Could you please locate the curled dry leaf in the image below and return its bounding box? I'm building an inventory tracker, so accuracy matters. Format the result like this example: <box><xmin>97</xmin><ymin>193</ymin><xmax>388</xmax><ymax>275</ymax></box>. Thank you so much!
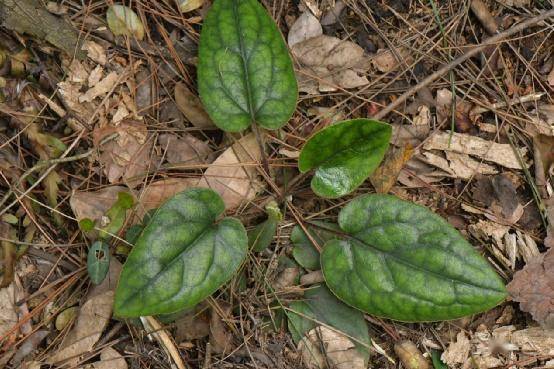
<box><xmin>394</xmin><ymin>340</ymin><xmax>430</xmax><ymax>369</ymax></box>
<box><xmin>507</xmin><ymin>247</ymin><xmax>554</xmax><ymax>328</ymax></box>
<box><xmin>287</xmin><ymin>11</ymin><xmax>322</xmax><ymax>47</ymax></box>
<box><xmin>70</xmin><ymin>186</ymin><xmax>131</xmax><ymax>223</ymax></box>
<box><xmin>423</xmin><ymin>131</ymin><xmax>527</xmax><ymax>169</ymax></box>
<box><xmin>174</xmin><ymin>82</ymin><xmax>215</xmax><ymax>129</ymax></box>
<box><xmin>291</xmin><ymin>35</ymin><xmax>370</xmax><ymax>93</ymax></box>
<box><xmin>93</xmin><ymin>121</ymin><xmax>160</xmax><ymax>187</ymax></box>
<box><xmin>158</xmin><ymin>133</ymin><xmax>213</xmax><ymax>165</ymax></box>
<box><xmin>370</xmin><ymin>145</ymin><xmax>414</xmax><ymax>193</ymax></box>
<box><xmin>298</xmin><ymin>326</ymin><xmax>366</xmax><ymax>369</ymax></box>
<box><xmin>197</xmin><ymin>134</ymin><xmax>263</xmax><ymax>210</ymax></box>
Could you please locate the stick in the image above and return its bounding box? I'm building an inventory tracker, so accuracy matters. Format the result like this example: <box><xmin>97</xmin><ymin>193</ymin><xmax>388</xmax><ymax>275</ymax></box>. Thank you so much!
<box><xmin>373</xmin><ymin>8</ymin><xmax>554</xmax><ymax>120</ymax></box>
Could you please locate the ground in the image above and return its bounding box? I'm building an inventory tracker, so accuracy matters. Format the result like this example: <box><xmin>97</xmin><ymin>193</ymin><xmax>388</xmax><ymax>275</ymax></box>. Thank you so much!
<box><xmin>0</xmin><ymin>0</ymin><xmax>553</xmax><ymax>368</ymax></box>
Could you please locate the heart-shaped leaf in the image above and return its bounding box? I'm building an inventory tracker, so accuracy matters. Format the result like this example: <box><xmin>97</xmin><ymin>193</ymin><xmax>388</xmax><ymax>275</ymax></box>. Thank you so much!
<box><xmin>87</xmin><ymin>241</ymin><xmax>110</xmax><ymax>285</ymax></box>
<box><xmin>114</xmin><ymin>188</ymin><xmax>247</xmax><ymax>317</ymax></box>
<box><xmin>291</xmin><ymin>221</ymin><xmax>341</xmax><ymax>270</ymax></box>
<box><xmin>299</xmin><ymin>119</ymin><xmax>392</xmax><ymax>198</ymax></box>
<box><xmin>322</xmin><ymin>194</ymin><xmax>507</xmax><ymax>322</ymax></box>
<box><xmin>288</xmin><ymin>285</ymin><xmax>370</xmax><ymax>364</ymax></box>
<box><xmin>197</xmin><ymin>0</ymin><xmax>297</xmax><ymax>132</ymax></box>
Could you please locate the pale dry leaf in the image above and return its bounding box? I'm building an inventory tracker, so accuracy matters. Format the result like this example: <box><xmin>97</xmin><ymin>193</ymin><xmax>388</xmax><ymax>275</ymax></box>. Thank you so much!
<box><xmin>92</xmin><ymin>347</ymin><xmax>128</xmax><ymax>369</ymax></box>
<box><xmin>210</xmin><ymin>302</ymin><xmax>234</xmax><ymax>354</ymax></box>
<box><xmin>288</xmin><ymin>11</ymin><xmax>322</xmax><ymax>47</ymax></box>
<box><xmin>88</xmin><ymin>65</ymin><xmax>104</xmax><ymax>87</ymax></box>
<box><xmin>112</xmin><ymin>103</ymin><xmax>130</xmax><ymax>124</ymax></box>
<box><xmin>82</xmin><ymin>41</ymin><xmax>107</xmax><ymax>66</ymax></box>
<box><xmin>321</xmin><ymin>0</ymin><xmax>346</xmax><ymax>26</ymax></box>
<box><xmin>546</xmin><ymin>197</ymin><xmax>554</xmax><ymax>249</ymax></box>
<box><xmin>507</xmin><ymin>247</ymin><xmax>554</xmax><ymax>328</ymax></box>
<box><xmin>548</xmin><ymin>66</ymin><xmax>554</xmax><ymax>87</ymax></box>
<box><xmin>179</xmin><ymin>0</ymin><xmax>204</xmax><ymax>12</ymax></box>
<box><xmin>67</xmin><ymin>59</ymin><xmax>89</xmax><ymax>84</ymax></box>
<box><xmin>444</xmin><ymin>151</ymin><xmax>498</xmax><ymax>179</ymax></box>
<box><xmin>291</xmin><ymin>35</ymin><xmax>370</xmax><ymax>92</ymax></box>
<box><xmin>80</xmin><ymin>72</ymin><xmax>120</xmax><ymax>103</ymax></box>
<box><xmin>498</xmin><ymin>0</ymin><xmax>530</xmax><ymax>6</ymax></box>
<box><xmin>70</xmin><ymin>186</ymin><xmax>130</xmax><ymax>222</ymax></box>
<box><xmin>412</xmin><ymin>105</ymin><xmax>431</xmax><ymax>126</ymax></box>
<box><xmin>197</xmin><ymin>134</ymin><xmax>263</xmax><ymax>210</ymax></box>
<box><xmin>107</xmin><ymin>5</ymin><xmax>145</xmax><ymax>40</ymax></box>
<box><xmin>134</xmin><ymin>178</ymin><xmax>198</xmax><ymax>219</ymax></box>
<box><xmin>298</xmin><ymin>326</ymin><xmax>365</xmax><ymax>369</ymax></box>
<box><xmin>394</xmin><ymin>340</ymin><xmax>430</xmax><ymax>369</ymax></box>
<box><xmin>47</xmin><ymin>291</ymin><xmax>114</xmax><ymax>365</ymax></box>
<box><xmin>423</xmin><ymin>131</ymin><xmax>527</xmax><ymax>169</ymax></box>
<box><xmin>0</xmin><ymin>283</ymin><xmax>17</xmax><ymax>338</ymax></box>
<box><xmin>441</xmin><ymin>331</ymin><xmax>471</xmax><ymax>366</ymax></box>
<box><xmin>57</xmin><ymin>81</ymin><xmax>95</xmax><ymax>120</ymax></box>
<box><xmin>174</xmin><ymin>82</ymin><xmax>215</xmax><ymax>129</ymax></box>
<box><xmin>372</xmin><ymin>48</ymin><xmax>412</xmax><ymax>73</ymax></box>
<box><xmin>158</xmin><ymin>133</ymin><xmax>213</xmax><ymax>165</ymax></box>
<box><xmin>511</xmin><ymin>327</ymin><xmax>554</xmax><ymax>356</ymax></box>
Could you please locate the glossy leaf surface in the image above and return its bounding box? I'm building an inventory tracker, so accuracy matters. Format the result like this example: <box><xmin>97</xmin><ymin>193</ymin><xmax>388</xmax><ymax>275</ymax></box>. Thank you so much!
<box><xmin>322</xmin><ymin>194</ymin><xmax>507</xmax><ymax>322</ymax></box>
<box><xmin>299</xmin><ymin>119</ymin><xmax>392</xmax><ymax>198</ymax></box>
<box><xmin>288</xmin><ymin>285</ymin><xmax>370</xmax><ymax>363</ymax></box>
<box><xmin>197</xmin><ymin>0</ymin><xmax>297</xmax><ymax>132</ymax></box>
<box><xmin>87</xmin><ymin>241</ymin><xmax>110</xmax><ymax>285</ymax></box>
<box><xmin>114</xmin><ymin>188</ymin><xmax>247</xmax><ymax>317</ymax></box>
<box><xmin>291</xmin><ymin>221</ymin><xmax>341</xmax><ymax>270</ymax></box>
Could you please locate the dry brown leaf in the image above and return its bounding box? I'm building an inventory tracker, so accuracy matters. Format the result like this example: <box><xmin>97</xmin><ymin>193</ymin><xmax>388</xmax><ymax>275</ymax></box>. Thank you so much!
<box><xmin>533</xmin><ymin>134</ymin><xmax>554</xmax><ymax>198</ymax></box>
<box><xmin>288</xmin><ymin>11</ymin><xmax>322</xmax><ymax>47</ymax></box>
<box><xmin>158</xmin><ymin>133</ymin><xmax>213</xmax><ymax>165</ymax></box>
<box><xmin>546</xmin><ymin>197</ymin><xmax>554</xmax><ymax>249</ymax></box>
<box><xmin>423</xmin><ymin>131</ymin><xmax>527</xmax><ymax>169</ymax></box>
<box><xmin>174</xmin><ymin>304</ymin><xmax>210</xmax><ymax>343</ymax></box>
<box><xmin>70</xmin><ymin>186</ymin><xmax>131</xmax><ymax>222</ymax></box>
<box><xmin>498</xmin><ymin>0</ymin><xmax>530</xmax><ymax>6</ymax></box>
<box><xmin>511</xmin><ymin>327</ymin><xmax>554</xmax><ymax>356</ymax></box>
<box><xmin>370</xmin><ymin>145</ymin><xmax>414</xmax><ymax>193</ymax></box>
<box><xmin>93</xmin><ymin>121</ymin><xmax>160</xmax><ymax>187</ymax></box>
<box><xmin>210</xmin><ymin>302</ymin><xmax>235</xmax><ymax>354</ymax></box>
<box><xmin>135</xmin><ymin>178</ymin><xmax>198</xmax><ymax>219</ymax></box>
<box><xmin>507</xmin><ymin>247</ymin><xmax>554</xmax><ymax>328</ymax></box>
<box><xmin>372</xmin><ymin>48</ymin><xmax>412</xmax><ymax>73</ymax></box>
<box><xmin>197</xmin><ymin>134</ymin><xmax>263</xmax><ymax>209</ymax></box>
<box><xmin>57</xmin><ymin>81</ymin><xmax>95</xmax><ymax>121</ymax></box>
<box><xmin>88</xmin><ymin>65</ymin><xmax>104</xmax><ymax>87</ymax></box>
<box><xmin>298</xmin><ymin>326</ymin><xmax>365</xmax><ymax>369</ymax></box>
<box><xmin>174</xmin><ymin>82</ymin><xmax>215</xmax><ymax>129</ymax></box>
<box><xmin>82</xmin><ymin>41</ymin><xmax>107</xmax><ymax>66</ymax></box>
<box><xmin>47</xmin><ymin>291</ymin><xmax>114</xmax><ymax>365</ymax></box>
<box><xmin>91</xmin><ymin>347</ymin><xmax>128</xmax><ymax>369</ymax></box>
<box><xmin>548</xmin><ymin>66</ymin><xmax>554</xmax><ymax>87</ymax></box>
<box><xmin>435</xmin><ymin>89</ymin><xmax>473</xmax><ymax>132</ymax></box>
<box><xmin>394</xmin><ymin>340</ymin><xmax>430</xmax><ymax>369</ymax></box>
<box><xmin>291</xmin><ymin>35</ymin><xmax>370</xmax><ymax>92</ymax></box>
<box><xmin>441</xmin><ymin>331</ymin><xmax>471</xmax><ymax>367</ymax></box>
<box><xmin>321</xmin><ymin>0</ymin><xmax>346</xmax><ymax>26</ymax></box>
<box><xmin>0</xmin><ymin>283</ymin><xmax>18</xmax><ymax>338</ymax></box>
<box><xmin>273</xmin><ymin>267</ymin><xmax>300</xmax><ymax>290</ymax></box>
<box><xmin>79</xmin><ymin>71</ymin><xmax>120</xmax><ymax>103</ymax></box>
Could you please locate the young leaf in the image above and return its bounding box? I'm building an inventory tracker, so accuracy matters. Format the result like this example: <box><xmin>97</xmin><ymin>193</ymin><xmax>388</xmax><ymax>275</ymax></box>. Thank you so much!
<box><xmin>106</xmin><ymin>5</ymin><xmax>145</xmax><ymax>40</ymax></box>
<box><xmin>79</xmin><ymin>218</ymin><xmax>95</xmax><ymax>232</ymax></box>
<box><xmin>291</xmin><ymin>221</ymin><xmax>341</xmax><ymax>270</ymax></box>
<box><xmin>98</xmin><ymin>191</ymin><xmax>134</xmax><ymax>240</ymax></box>
<box><xmin>197</xmin><ymin>0</ymin><xmax>297</xmax><ymax>132</ymax></box>
<box><xmin>114</xmin><ymin>188</ymin><xmax>248</xmax><ymax>317</ymax></box>
<box><xmin>321</xmin><ymin>194</ymin><xmax>507</xmax><ymax>322</ymax></box>
<box><xmin>87</xmin><ymin>241</ymin><xmax>110</xmax><ymax>285</ymax></box>
<box><xmin>248</xmin><ymin>201</ymin><xmax>282</xmax><ymax>252</ymax></box>
<box><xmin>288</xmin><ymin>285</ymin><xmax>370</xmax><ymax>363</ymax></box>
<box><xmin>299</xmin><ymin>119</ymin><xmax>392</xmax><ymax>198</ymax></box>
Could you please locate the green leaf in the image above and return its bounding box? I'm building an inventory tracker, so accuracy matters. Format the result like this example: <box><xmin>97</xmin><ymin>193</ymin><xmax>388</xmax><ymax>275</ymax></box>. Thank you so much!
<box><xmin>87</xmin><ymin>241</ymin><xmax>110</xmax><ymax>285</ymax></box>
<box><xmin>98</xmin><ymin>191</ymin><xmax>134</xmax><ymax>240</ymax></box>
<box><xmin>299</xmin><ymin>119</ymin><xmax>392</xmax><ymax>198</ymax></box>
<box><xmin>197</xmin><ymin>0</ymin><xmax>297</xmax><ymax>132</ymax></box>
<box><xmin>291</xmin><ymin>221</ymin><xmax>341</xmax><ymax>270</ymax></box>
<box><xmin>106</xmin><ymin>5</ymin><xmax>145</xmax><ymax>40</ymax></box>
<box><xmin>114</xmin><ymin>188</ymin><xmax>248</xmax><ymax>317</ymax></box>
<box><xmin>431</xmin><ymin>350</ymin><xmax>448</xmax><ymax>369</ymax></box>
<box><xmin>288</xmin><ymin>285</ymin><xmax>370</xmax><ymax>363</ymax></box>
<box><xmin>79</xmin><ymin>218</ymin><xmax>95</xmax><ymax>232</ymax></box>
<box><xmin>248</xmin><ymin>201</ymin><xmax>282</xmax><ymax>252</ymax></box>
<box><xmin>321</xmin><ymin>194</ymin><xmax>507</xmax><ymax>322</ymax></box>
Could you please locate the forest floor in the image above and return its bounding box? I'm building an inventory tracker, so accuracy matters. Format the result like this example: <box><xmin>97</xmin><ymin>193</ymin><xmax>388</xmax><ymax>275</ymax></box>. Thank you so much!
<box><xmin>1</xmin><ymin>0</ymin><xmax>554</xmax><ymax>368</ymax></box>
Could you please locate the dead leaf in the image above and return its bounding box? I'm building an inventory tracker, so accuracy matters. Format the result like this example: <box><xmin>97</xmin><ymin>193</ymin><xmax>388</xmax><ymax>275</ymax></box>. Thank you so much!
<box><xmin>88</xmin><ymin>65</ymin><xmax>104</xmax><ymax>87</ymax></box>
<box><xmin>370</xmin><ymin>145</ymin><xmax>414</xmax><ymax>193</ymax></box>
<box><xmin>82</xmin><ymin>41</ymin><xmax>107</xmax><ymax>66</ymax></box>
<box><xmin>47</xmin><ymin>291</ymin><xmax>114</xmax><ymax>365</ymax></box>
<box><xmin>11</xmin><ymin>330</ymin><xmax>49</xmax><ymax>366</ymax></box>
<box><xmin>197</xmin><ymin>134</ymin><xmax>263</xmax><ymax>210</ymax></box>
<box><xmin>507</xmin><ymin>247</ymin><xmax>554</xmax><ymax>328</ymax></box>
<box><xmin>533</xmin><ymin>134</ymin><xmax>554</xmax><ymax>198</ymax></box>
<box><xmin>135</xmin><ymin>178</ymin><xmax>198</xmax><ymax>219</ymax></box>
<box><xmin>158</xmin><ymin>133</ymin><xmax>213</xmax><ymax>165</ymax></box>
<box><xmin>174</xmin><ymin>304</ymin><xmax>210</xmax><ymax>343</ymax></box>
<box><xmin>210</xmin><ymin>302</ymin><xmax>235</xmax><ymax>354</ymax></box>
<box><xmin>70</xmin><ymin>186</ymin><xmax>131</xmax><ymax>222</ymax></box>
<box><xmin>298</xmin><ymin>326</ymin><xmax>365</xmax><ymax>369</ymax></box>
<box><xmin>0</xmin><ymin>283</ymin><xmax>18</xmax><ymax>338</ymax></box>
<box><xmin>435</xmin><ymin>89</ymin><xmax>473</xmax><ymax>132</ymax></box>
<box><xmin>546</xmin><ymin>197</ymin><xmax>554</xmax><ymax>249</ymax></box>
<box><xmin>372</xmin><ymin>48</ymin><xmax>412</xmax><ymax>73</ymax></box>
<box><xmin>93</xmin><ymin>121</ymin><xmax>160</xmax><ymax>187</ymax></box>
<box><xmin>321</xmin><ymin>0</ymin><xmax>346</xmax><ymax>26</ymax></box>
<box><xmin>57</xmin><ymin>81</ymin><xmax>95</xmax><ymax>121</ymax></box>
<box><xmin>394</xmin><ymin>340</ymin><xmax>430</xmax><ymax>369</ymax></box>
<box><xmin>288</xmin><ymin>11</ymin><xmax>322</xmax><ymax>47</ymax></box>
<box><xmin>548</xmin><ymin>66</ymin><xmax>554</xmax><ymax>87</ymax></box>
<box><xmin>91</xmin><ymin>347</ymin><xmax>128</xmax><ymax>369</ymax></box>
<box><xmin>441</xmin><ymin>331</ymin><xmax>471</xmax><ymax>367</ymax></box>
<box><xmin>498</xmin><ymin>0</ymin><xmax>530</xmax><ymax>6</ymax></box>
<box><xmin>273</xmin><ymin>267</ymin><xmax>300</xmax><ymax>290</ymax></box>
<box><xmin>174</xmin><ymin>82</ymin><xmax>215</xmax><ymax>129</ymax></box>
<box><xmin>423</xmin><ymin>131</ymin><xmax>527</xmax><ymax>169</ymax></box>
<box><xmin>291</xmin><ymin>35</ymin><xmax>370</xmax><ymax>92</ymax></box>
<box><xmin>179</xmin><ymin>0</ymin><xmax>204</xmax><ymax>12</ymax></box>
<box><xmin>79</xmin><ymin>71</ymin><xmax>120</xmax><ymax>103</ymax></box>
<box><xmin>511</xmin><ymin>326</ymin><xmax>554</xmax><ymax>356</ymax></box>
